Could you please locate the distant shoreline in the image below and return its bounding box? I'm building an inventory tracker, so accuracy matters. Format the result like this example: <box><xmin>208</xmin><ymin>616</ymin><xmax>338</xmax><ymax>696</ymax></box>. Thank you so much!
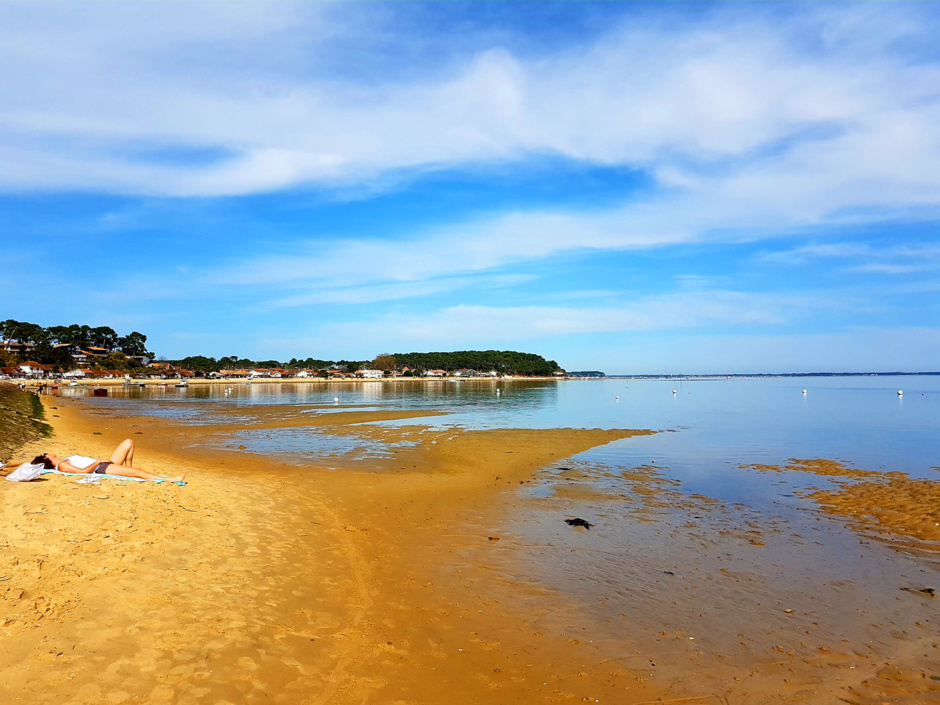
<box><xmin>604</xmin><ymin>371</ymin><xmax>940</xmax><ymax>379</ymax></box>
<box><xmin>17</xmin><ymin>370</ymin><xmax>940</xmax><ymax>388</ymax></box>
<box><xmin>36</xmin><ymin>376</ymin><xmax>561</xmax><ymax>387</ymax></box>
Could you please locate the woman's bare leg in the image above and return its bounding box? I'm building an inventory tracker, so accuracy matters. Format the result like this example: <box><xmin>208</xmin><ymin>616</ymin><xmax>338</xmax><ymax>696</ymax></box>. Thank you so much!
<box><xmin>108</xmin><ymin>439</ymin><xmax>135</xmax><ymax>467</ymax></box>
<box><xmin>104</xmin><ymin>464</ymin><xmax>186</xmax><ymax>483</ymax></box>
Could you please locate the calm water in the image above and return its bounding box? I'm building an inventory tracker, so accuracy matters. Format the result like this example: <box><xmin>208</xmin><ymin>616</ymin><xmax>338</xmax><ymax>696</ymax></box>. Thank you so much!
<box><xmin>70</xmin><ymin>376</ymin><xmax>940</xmax><ymax>675</ymax></box>
<box><xmin>72</xmin><ymin>376</ymin><xmax>939</xmax><ymax>490</ymax></box>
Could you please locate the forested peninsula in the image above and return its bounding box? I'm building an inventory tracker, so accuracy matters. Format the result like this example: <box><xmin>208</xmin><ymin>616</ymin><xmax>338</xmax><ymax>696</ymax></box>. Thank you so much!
<box><xmin>1</xmin><ymin>320</ymin><xmax>563</xmax><ymax>377</ymax></box>
<box><xmin>390</xmin><ymin>350</ymin><xmax>561</xmax><ymax>376</ymax></box>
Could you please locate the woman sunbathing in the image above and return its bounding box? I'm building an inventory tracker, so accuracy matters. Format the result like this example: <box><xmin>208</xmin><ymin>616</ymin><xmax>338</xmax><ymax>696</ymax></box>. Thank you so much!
<box><xmin>34</xmin><ymin>438</ymin><xmax>186</xmax><ymax>483</ymax></box>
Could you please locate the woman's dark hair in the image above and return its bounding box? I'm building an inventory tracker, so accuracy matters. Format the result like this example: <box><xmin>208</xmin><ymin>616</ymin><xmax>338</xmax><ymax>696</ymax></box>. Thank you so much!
<box><xmin>32</xmin><ymin>454</ymin><xmax>55</xmax><ymax>469</ymax></box>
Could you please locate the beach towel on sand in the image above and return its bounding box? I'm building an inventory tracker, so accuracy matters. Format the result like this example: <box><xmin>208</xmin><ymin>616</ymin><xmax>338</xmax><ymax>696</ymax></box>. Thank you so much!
<box><xmin>6</xmin><ymin>462</ymin><xmax>46</xmax><ymax>482</ymax></box>
<box><xmin>39</xmin><ymin>468</ymin><xmax>186</xmax><ymax>486</ymax></box>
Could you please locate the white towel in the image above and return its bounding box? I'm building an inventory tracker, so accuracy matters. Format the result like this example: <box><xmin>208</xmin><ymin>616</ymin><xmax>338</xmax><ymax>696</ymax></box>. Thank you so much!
<box><xmin>6</xmin><ymin>462</ymin><xmax>45</xmax><ymax>482</ymax></box>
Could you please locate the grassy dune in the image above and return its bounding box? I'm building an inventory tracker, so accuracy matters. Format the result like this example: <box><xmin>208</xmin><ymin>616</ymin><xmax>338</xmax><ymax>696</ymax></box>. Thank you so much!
<box><xmin>0</xmin><ymin>384</ymin><xmax>52</xmax><ymax>462</ymax></box>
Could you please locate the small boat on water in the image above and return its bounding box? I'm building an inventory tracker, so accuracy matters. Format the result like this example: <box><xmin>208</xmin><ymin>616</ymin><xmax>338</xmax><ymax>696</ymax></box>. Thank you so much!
<box><xmin>175</xmin><ymin>379</ymin><xmax>189</xmax><ymax>388</ymax></box>
<box><xmin>69</xmin><ymin>381</ymin><xmax>78</xmax><ymax>387</ymax></box>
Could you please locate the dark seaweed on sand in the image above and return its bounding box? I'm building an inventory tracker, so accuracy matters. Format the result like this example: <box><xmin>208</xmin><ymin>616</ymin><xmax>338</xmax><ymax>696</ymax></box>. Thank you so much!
<box><xmin>565</xmin><ymin>517</ymin><xmax>593</xmax><ymax>530</ymax></box>
<box><xmin>0</xmin><ymin>384</ymin><xmax>52</xmax><ymax>461</ymax></box>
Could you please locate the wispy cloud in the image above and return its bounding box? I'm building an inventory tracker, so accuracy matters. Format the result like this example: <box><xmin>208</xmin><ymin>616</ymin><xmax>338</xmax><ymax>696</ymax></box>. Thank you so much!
<box><xmin>3</xmin><ymin>3</ymin><xmax>939</xmax><ymax>369</ymax></box>
<box><xmin>1</xmin><ymin>3</ymin><xmax>938</xmax><ymax>217</ymax></box>
<box><xmin>201</xmin><ymin>208</ymin><xmax>691</xmax><ymax>294</ymax></box>
<box><xmin>304</xmin><ymin>289</ymin><xmax>835</xmax><ymax>348</ymax></box>
<box><xmin>847</xmin><ymin>263</ymin><xmax>938</xmax><ymax>275</ymax></box>
<box><xmin>3</xmin><ymin>3</ymin><xmax>936</xmax><ymax>318</ymax></box>
<box><xmin>760</xmin><ymin>243</ymin><xmax>876</xmax><ymax>264</ymax></box>
<box><xmin>762</xmin><ymin>241</ymin><xmax>940</xmax><ymax>274</ymax></box>
<box><xmin>259</xmin><ymin>273</ymin><xmax>537</xmax><ymax>308</ymax></box>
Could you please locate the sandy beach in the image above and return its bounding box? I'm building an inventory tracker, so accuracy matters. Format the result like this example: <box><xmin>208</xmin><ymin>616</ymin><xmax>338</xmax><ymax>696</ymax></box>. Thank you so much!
<box><xmin>2</xmin><ymin>394</ymin><xmax>938</xmax><ymax>704</ymax></box>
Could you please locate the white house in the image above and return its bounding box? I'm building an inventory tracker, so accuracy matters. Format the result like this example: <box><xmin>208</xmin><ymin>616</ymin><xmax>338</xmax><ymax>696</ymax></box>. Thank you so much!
<box><xmin>19</xmin><ymin>362</ymin><xmax>53</xmax><ymax>378</ymax></box>
<box><xmin>357</xmin><ymin>369</ymin><xmax>384</xmax><ymax>379</ymax></box>
<box><xmin>426</xmin><ymin>369</ymin><xmax>446</xmax><ymax>377</ymax></box>
<box><xmin>2</xmin><ymin>339</ymin><xmax>35</xmax><ymax>355</ymax></box>
<box><xmin>220</xmin><ymin>369</ymin><xmax>250</xmax><ymax>378</ymax></box>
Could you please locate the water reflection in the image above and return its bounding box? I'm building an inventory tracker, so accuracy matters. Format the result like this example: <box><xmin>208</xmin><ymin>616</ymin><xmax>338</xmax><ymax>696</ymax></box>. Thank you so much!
<box><xmin>68</xmin><ymin>376</ymin><xmax>940</xmax><ymax>479</ymax></box>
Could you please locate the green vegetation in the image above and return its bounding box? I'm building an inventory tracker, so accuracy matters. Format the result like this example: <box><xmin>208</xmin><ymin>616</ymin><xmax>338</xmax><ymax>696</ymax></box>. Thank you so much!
<box><xmin>0</xmin><ymin>319</ymin><xmax>153</xmax><ymax>372</ymax></box>
<box><xmin>161</xmin><ymin>350</ymin><xmax>561</xmax><ymax>376</ymax></box>
<box><xmin>0</xmin><ymin>384</ymin><xmax>52</xmax><ymax>461</ymax></box>
<box><xmin>391</xmin><ymin>350</ymin><xmax>562</xmax><ymax>376</ymax></box>
<box><xmin>1</xmin><ymin>320</ymin><xmax>563</xmax><ymax>377</ymax></box>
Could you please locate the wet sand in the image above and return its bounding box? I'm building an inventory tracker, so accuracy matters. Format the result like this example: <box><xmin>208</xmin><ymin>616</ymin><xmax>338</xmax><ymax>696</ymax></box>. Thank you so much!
<box><xmin>502</xmin><ymin>458</ymin><xmax>938</xmax><ymax>704</ymax></box>
<box><xmin>2</xmin><ymin>397</ymin><xmax>938</xmax><ymax>704</ymax></box>
<box><xmin>743</xmin><ymin>459</ymin><xmax>940</xmax><ymax>549</ymax></box>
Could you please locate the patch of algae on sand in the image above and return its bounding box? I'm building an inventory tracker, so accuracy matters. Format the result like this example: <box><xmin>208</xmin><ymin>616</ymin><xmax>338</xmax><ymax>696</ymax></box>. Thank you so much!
<box><xmin>811</xmin><ymin>477</ymin><xmax>940</xmax><ymax>547</ymax></box>
<box><xmin>740</xmin><ymin>458</ymin><xmax>885</xmax><ymax>478</ymax></box>
<box><xmin>742</xmin><ymin>457</ymin><xmax>940</xmax><ymax>550</ymax></box>
<box><xmin>0</xmin><ymin>384</ymin><xmax>52</xmax><ymax>462</ymax></box>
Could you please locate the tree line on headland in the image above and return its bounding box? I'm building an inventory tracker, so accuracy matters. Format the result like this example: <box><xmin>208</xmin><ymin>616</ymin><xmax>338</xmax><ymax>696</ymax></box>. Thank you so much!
<box><xmin>1</xmin><ymin>320</ymin><xmax>563</xmax><ymax>376</ymax></box>
<box><xmin>1</xmin><ymin>319</ymin><xmax>152</xmax><ymax>370</ymax></box>
<box><xmin>390</xmin><ymin>350</ymin><xmax>561</xmax><ymax>376</ymax></box>
<box><xmin>164</xmin><ymin>349</ymin><xmax>562</xmax><ymax>376</ymax></box>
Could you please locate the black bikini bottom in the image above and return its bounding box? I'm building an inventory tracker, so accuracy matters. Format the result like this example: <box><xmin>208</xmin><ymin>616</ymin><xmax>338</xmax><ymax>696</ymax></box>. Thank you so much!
<box><xmin>95</xmin><ymin>461</ymin><xmax>112</xmax><ymax>474</ymax></box>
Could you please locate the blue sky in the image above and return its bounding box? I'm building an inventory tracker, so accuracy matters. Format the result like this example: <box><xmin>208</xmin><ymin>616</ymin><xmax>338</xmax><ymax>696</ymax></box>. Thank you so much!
<box><xmin>2</xmin><ymin>1</ymin><xmax>939</xmax><ymax>373</ymax></box>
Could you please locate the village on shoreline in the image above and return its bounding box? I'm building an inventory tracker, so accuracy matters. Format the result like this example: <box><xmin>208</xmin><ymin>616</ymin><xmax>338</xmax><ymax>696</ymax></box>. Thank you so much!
<box><xmin>8</xmin><ymin>370</ymin><xmax>567</xmax><ymax>386</ymax></box>
<box><xmin>1</xmin><ymin>327</ymin><xmax>569</xmax><ymax>384</ymax></box>
<box><xmin>1</xmin><ymin>346</ymin><xmax>569</xmax><ymax>384</ymax></box>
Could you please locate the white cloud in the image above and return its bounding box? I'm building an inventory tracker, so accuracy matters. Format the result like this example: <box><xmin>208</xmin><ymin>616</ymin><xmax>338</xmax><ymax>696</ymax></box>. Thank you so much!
<box><xmin>3</xmin><ymin>1</ymin><xmax>940</xmax><ymax>357</ymax></box>
<box><xmin>1</xmin><ymin>2</ymin><xmax>938</xmax><ymax>214</ymax></box>
<box><xmin>260</xmin><ymin>273</ymin><xmax>537</xmax><ymax>308</ymax></box>
<box><xmin>201</xmin><ymin>208</ymin><xmax>691</xmax><ymax>294</ymax></box>
<box><xmin>848</xmin><ymin>263</ymin><xmax>938</xmax><ymax>275</ymax></box>
<box><xmin>305</xmin><ymin>290</ymin><xmax>828</xmax><ymax>348</ymax></box>
<box><xmin>2</xmin><ymin>2</ymin><xmax>937</xmax><ymax>318</ymax></box>
<box><xmin>763</xmin><ymin>240</ymin><xmax>940</xmax><ymax>274</ymax></box>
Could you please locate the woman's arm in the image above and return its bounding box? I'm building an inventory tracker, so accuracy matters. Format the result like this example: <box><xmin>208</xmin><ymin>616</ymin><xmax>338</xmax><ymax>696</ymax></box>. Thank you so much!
<box><xmin>56</xmin><ymin>459</ymin><xmax>100</xmax><ymax>474</ymax></box>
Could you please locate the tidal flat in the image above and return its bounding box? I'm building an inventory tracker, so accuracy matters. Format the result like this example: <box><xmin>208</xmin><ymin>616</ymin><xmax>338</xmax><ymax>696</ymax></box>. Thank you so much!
<box><xmin>2</xmin><ymin>379</ymin><xmax>937</xmax><ymax>704</ymax></box>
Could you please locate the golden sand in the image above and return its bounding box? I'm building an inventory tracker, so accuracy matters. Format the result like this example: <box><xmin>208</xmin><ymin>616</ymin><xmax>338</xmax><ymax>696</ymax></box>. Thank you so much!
<box><xmin>2</xmin><ymin>398</ymin><xmax>679</xmax><ymax>704</ymax></box>
<box><xmin>810</xmin><ymin>477</ymin><xmax>940</xmax><ymax>548</ymax></box>
<box><xmin>743</xmin><ymin>459</ymin><xmax>940</xmax><ymax>551</ymax></box>
<box><xmin>740</xmin><ymin>458</ymin><xmax>885</xmax><ymax>478</ymax></box>
<box><xmin>2</xmin><ymin>398</ymin><xmax>938</xmax><ymax>704</ymax></box>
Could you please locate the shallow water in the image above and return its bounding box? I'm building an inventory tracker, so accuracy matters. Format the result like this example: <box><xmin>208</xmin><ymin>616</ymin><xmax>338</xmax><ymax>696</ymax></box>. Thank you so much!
<box><xmin>71</xmin><ymin>375</ymin><xmax>940</xmax><ymax>482</ymax></box>
<box><xmin>69</xmin><ymin>376</ymin><xmax>940</xmax><ymax>697</ymax></box>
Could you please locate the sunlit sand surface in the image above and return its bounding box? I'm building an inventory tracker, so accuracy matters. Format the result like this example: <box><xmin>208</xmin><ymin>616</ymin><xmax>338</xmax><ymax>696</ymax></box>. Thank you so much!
<box><xmin>2</xmin><ymin>394</ymin><xmax>937</xmax><ymax>704</ymax></box>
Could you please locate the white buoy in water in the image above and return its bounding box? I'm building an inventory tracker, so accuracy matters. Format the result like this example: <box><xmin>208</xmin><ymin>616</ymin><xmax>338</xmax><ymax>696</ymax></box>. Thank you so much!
<box><xmin>802</xmin><ymin>389</ymin><xmax>807</xmax><ymax>395</ymax></box>
<box><xmin>898</xmin><ymin>390</ymin><xmax>903</xmax><ymax>396</ymax></box>
<box><xmin>334</xmin><ymin>397</ymin><xmax>339</xmax><ymax>403</ymax></box>
<box><xmin>672</xmin><ymin>389</ymin><xmax>677</xmax><ymax>395</ymax></box>
<box><xmin>615</xmin><ymin>396</ymin><xmax>619</xmax><ymax>402</ymax></box>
